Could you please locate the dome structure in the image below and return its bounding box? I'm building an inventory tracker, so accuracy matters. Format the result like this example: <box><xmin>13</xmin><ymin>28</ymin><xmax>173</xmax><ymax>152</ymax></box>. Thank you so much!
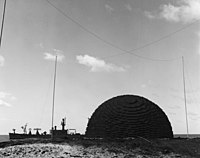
<box><xmin>85</xmin><ymin>95</ymin><xmax>173</xmax><ymax>138</ymax></box>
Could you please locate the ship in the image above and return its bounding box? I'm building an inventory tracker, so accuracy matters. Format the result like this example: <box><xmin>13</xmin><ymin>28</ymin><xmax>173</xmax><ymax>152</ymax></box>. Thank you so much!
<box><xmin>9</xmin><ymin>123</ymin><xmax>51</xmax><ymax>140</ymax></box>
<box><xmin>9</xmin><ymin>118</ymin><xmax>81</xmax><ymax>140</ymax></box>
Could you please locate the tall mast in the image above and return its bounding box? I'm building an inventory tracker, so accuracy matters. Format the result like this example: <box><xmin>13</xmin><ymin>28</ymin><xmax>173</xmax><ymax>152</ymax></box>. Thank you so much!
<box><xmin>182</xmin><ymin>56</ymin><xmax>189</xmax><ymax>138</ymax></box>
<box><xmin>0</xmin><ymin>0</ymin><xmax>6</xmax><ymax>48</ymax></box>
<box><xmin>51</xmin><ymin>55</ymin><xmax>58</xmax><ymax>130</ymax></box>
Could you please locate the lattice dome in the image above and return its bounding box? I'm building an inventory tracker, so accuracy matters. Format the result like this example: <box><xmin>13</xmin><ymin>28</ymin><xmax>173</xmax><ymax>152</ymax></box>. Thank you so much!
<box><xmin>85</xmin><ymin>95</ymin><xmax>173</xmax><ymax>138</ymax></box>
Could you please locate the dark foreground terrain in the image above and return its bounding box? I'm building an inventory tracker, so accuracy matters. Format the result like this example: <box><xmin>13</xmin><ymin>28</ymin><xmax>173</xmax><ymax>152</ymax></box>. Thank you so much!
<box><xmin>0</xmin><ymin>138</ymin><xmax>200</xmax><ymax>157</ymax></box>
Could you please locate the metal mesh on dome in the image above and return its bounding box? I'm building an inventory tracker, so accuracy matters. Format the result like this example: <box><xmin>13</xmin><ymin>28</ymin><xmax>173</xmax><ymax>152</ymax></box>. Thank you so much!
<box><xmin>85</xmin><ymin>95</ymin><xmax>173</xmax><ymax>138</ymax></box>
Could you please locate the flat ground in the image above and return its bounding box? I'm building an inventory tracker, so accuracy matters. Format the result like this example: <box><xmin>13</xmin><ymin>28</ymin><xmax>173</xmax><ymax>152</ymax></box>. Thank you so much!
<box><xmin>0</xmin><ymin>138</ymin><xmax>199</xmax><ymax>157</ymax></box>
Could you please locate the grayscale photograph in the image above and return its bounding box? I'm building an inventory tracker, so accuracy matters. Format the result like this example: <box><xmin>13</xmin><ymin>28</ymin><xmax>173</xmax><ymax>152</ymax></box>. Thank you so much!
<box><xmin>0</xmin><ymin>0</ymin><xmax>200</xmax><ymax>157</ymax></box>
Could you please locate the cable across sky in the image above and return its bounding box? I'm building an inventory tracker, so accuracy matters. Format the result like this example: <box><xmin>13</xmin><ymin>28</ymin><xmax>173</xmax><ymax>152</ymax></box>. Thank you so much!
<box><xmin>46</xmin><ymin>0</ymin><xmax>199</xmax><ymax>62</ymax></box>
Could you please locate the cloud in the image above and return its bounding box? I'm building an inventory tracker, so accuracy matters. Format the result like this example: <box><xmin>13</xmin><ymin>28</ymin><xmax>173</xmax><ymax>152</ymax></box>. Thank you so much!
<box><xmin>125</xmin><ymin>3</ymin><xmax>132</xmax><ymax>12</ymax></box>
<box><xmin>0</xmin><ymin>55</ymin><xmax>5</xmax><ymax>66</ymax></box>
<box><xmin>76</xmin><ymin>55</ymin><xmax>126</xmax><ymax>72</ymax></box>
<box><xmin>44</xmin><ymin>51</ymin><xmax>65</xmax><ymax>62</ymax></box>
<box><xmin>146</xmin><ymin>0</ymin><xmax>200</xmax><ymax>24</ymax></box>
<box><xmin>145</xmin><ymin>11</ymin><xmax>156</xmax><ymax>19</ymax></box>
<box><xmin>53</xmin><ymin>49</ymin><xmax>63</xmax><ymax>54</ymax></box>
<box><xmin>0</xmin><ymin>100</ymin><xmax>11</xmax><ymax>107</ymax></box>
<box><xmin>105</xmin><ymin>4</ymin><xmax>114</xmax><ymax>13</ymax></box>
<box><xmin>0</xmin><ymin>92</ymin><xmax>15</xmax><ymax>107</ymax></box>
<box><xmin>160</xmin><ymin>3</ymin><xmax>183</xmax><ymax>22</ymax></box>
<box><xmin>146</xmin><ymin>0</ymin><xmax>200</xmax><ymax>55</ymax></box>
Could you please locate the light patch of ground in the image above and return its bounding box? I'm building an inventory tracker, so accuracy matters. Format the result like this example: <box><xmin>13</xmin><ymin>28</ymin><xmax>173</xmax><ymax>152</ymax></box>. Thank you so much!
<box><xmin>0</xmin><ymin>143</ymin><xmax>182</xmax><ymax>158</ymax></box>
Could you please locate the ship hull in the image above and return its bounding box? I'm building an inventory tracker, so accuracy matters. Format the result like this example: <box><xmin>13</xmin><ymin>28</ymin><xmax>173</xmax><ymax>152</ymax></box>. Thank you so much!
<box><xmin>9</xmin><ymin>133</ymin><xmax>51</xmax><ymax>140</ymax></box>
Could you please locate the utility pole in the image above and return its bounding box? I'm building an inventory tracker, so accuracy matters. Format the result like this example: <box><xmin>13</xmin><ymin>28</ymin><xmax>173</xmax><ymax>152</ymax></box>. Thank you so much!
<box><xmin>51</xmin><ymin>55</ymin><xmax>58</xmax><ymax>139</ymax></box>
<box><xmin>0</xmin><ymin>0</ymin><xmax>6</xmax><ymax>48</ymax></box>
<box><xmin>182</xmin><ymin>56</ymin><xmax>189</xmax><ymax>138</ymax></box>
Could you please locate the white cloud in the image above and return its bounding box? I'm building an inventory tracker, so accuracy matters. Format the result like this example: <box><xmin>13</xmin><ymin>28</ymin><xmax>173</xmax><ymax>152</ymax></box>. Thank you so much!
<box><xmin>146</xmin><ymin>0</ymin><xmax>200</xmax><ymax>55</ymax></box>
<box><xmin>0</xmin><ymin>92</ymin><xmax>15</xmax><ymax>107</ymax></box>
<box><xmin>160</xmin><ymin>3</ymin><xmax>182</xmax><ymax>22</ymax></box>
<box><xmin>76</xmin><ymin>55</ymin><xmax>126</xmax><ymax>72</ymax></box>
<box><xmin>53</xmin><ymin>49</ymin><xmax>63</xmax><ymax>55</ymax></box>
<box><xmin>105</xmin><ymin>4</ymin><xmax>114</xmax><ymax>13</ymax></box>
<box><xmin>44</xmin><ymin>51</ymin><xmax>65</xmax><ymax>62</ymax></box>
<box><xmin>146</xmin><ymin>0</ymin><xmax>200</xmax><ymax>24</ymax></box>
<box><xmin>144</xmin><ymin>11</ymin><xmax>156</xmax><ymax>19</ymax></box>
<box><xmin>0</xmin><ymin>55</ymin><xmax>5</xmax><ymax>66</ymax></box>
<box><xmin>0</xmin><ymin>100</ymin><xmax>11</xmax><ymax>107</ymax></box>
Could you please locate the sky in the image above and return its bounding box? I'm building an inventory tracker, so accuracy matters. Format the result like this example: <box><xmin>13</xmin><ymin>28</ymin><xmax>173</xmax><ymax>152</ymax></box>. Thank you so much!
<box><xmin>0</xmin><ymin>0</ymin><xmax>200</xmax><ymax>135</ymax></box>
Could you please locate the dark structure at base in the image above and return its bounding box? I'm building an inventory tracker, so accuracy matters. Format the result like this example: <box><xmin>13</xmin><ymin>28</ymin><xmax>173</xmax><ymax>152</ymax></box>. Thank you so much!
<box><xmin>9</xmin><ymin>125</ymin><xmax>51</xmax><ymax>140</ymax></box>
<box><xmin>86</xmin><ymin>95</ymin><xmax>173</xmax><ymax>139</ymax></box>
<box><xmin>9</xmin><ymin>119</ymin><xmax>81</xmax><ymax>140</ymax></box>
<box><xmin>9</xmin><ymin>133</ymin><xmax>51</xmax><ymax>140</ymax></box>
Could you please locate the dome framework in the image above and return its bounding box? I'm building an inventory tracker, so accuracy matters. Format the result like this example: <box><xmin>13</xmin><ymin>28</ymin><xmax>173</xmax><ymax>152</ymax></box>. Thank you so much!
<box><xmin>86</xmin><ymin>95</ymin><xmax>173</xmax><ymax>138</ymax></box>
